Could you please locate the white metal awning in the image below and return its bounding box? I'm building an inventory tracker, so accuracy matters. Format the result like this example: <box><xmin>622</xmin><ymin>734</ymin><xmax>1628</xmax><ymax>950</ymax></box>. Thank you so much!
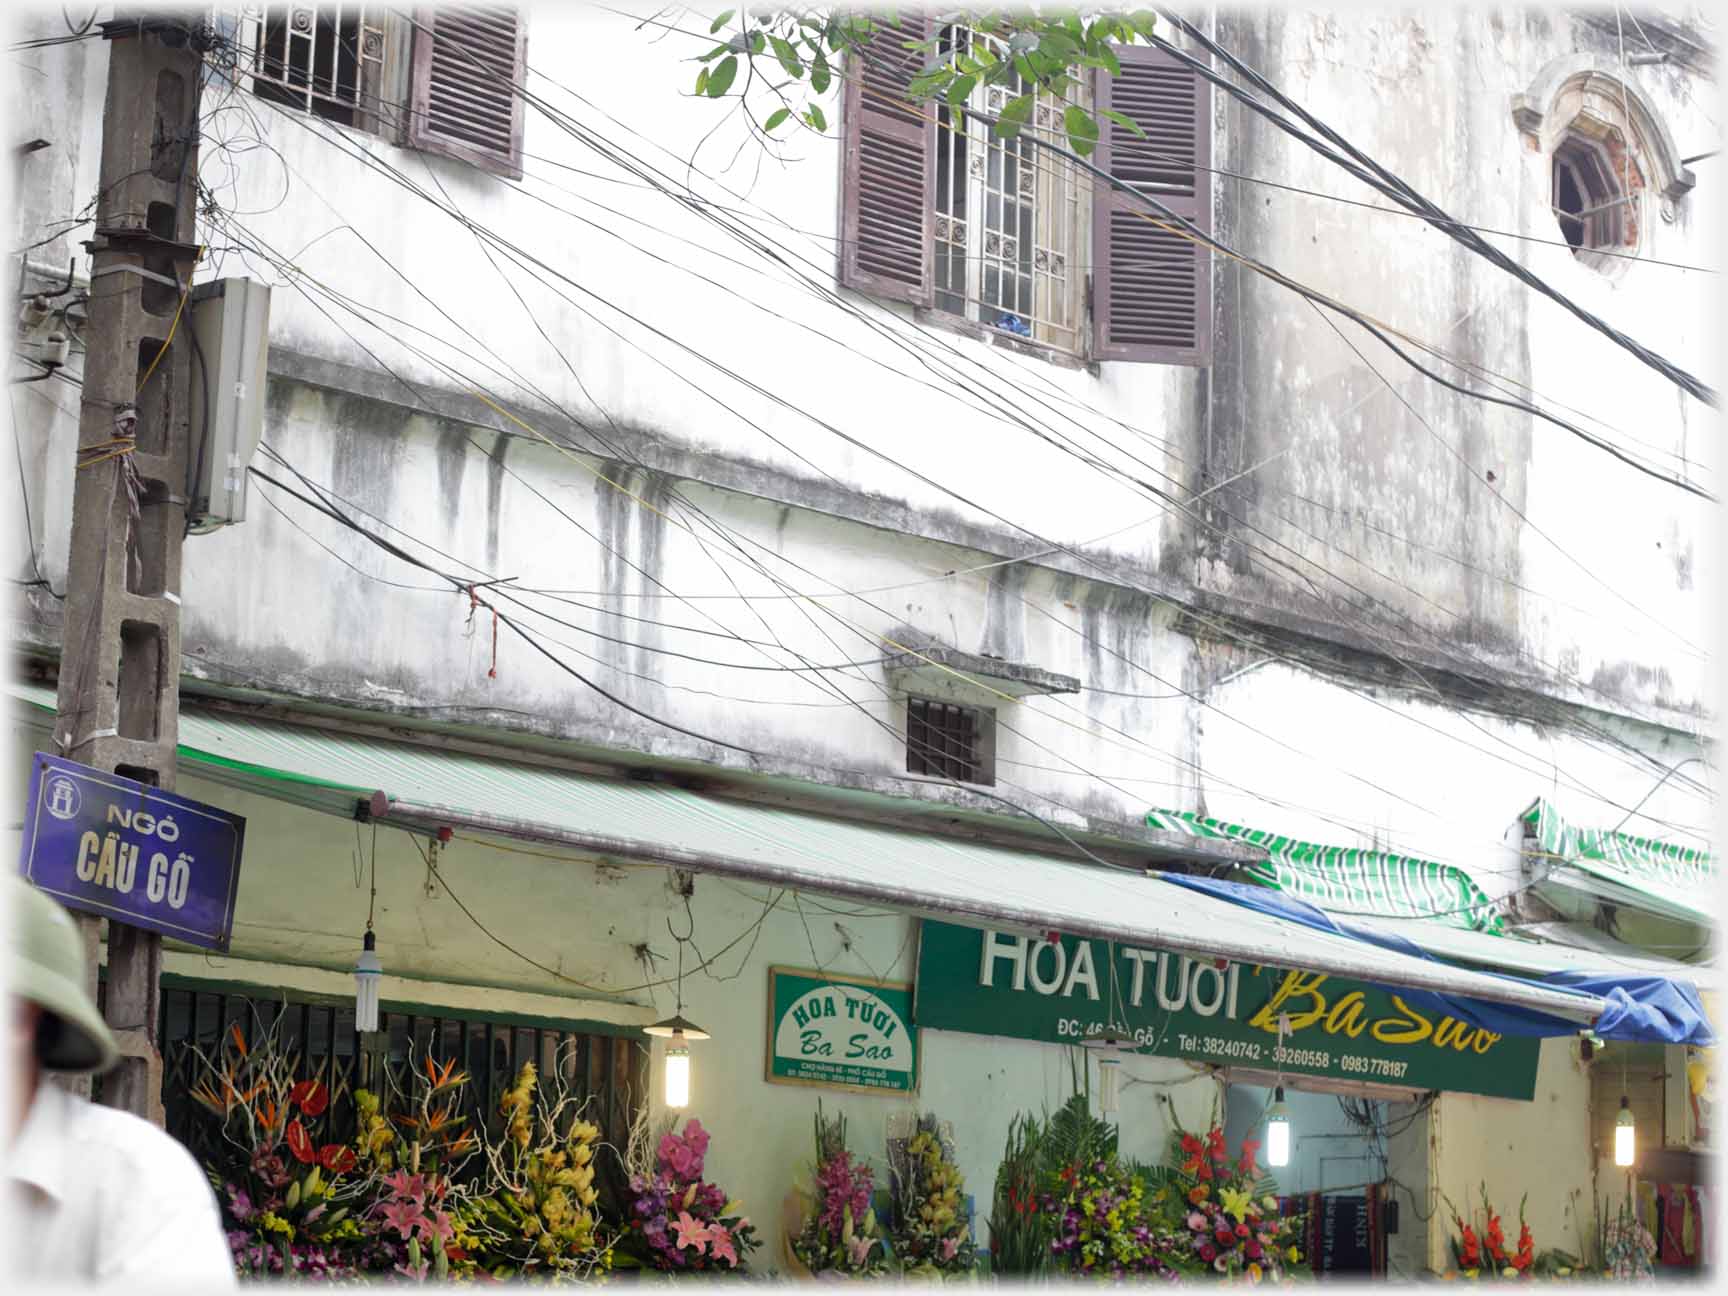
<box><xmin>1350</xmin><ymin>914</ymin><xmax>1710</xmax><ymax>988</ymax></box>
<box><xmin>9</xmin><ymin>683</ymin><xmax>1608</xmax><ymax>1024</ymax></box>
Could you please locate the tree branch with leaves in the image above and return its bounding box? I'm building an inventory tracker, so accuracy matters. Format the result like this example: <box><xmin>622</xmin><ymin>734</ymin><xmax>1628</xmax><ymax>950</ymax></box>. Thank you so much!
<box><xmin>678</xmin><ymin>6</ymin><xmax>1161</xmax><ymax>154</ymax></box>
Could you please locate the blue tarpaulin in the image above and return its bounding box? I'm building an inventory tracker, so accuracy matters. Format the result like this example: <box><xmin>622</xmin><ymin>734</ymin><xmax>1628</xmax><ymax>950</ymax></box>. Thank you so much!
<box><xmin>1164</xmin><ymin>874</ymin><xmax>1714</xmax><ymax>1047</ymax></box>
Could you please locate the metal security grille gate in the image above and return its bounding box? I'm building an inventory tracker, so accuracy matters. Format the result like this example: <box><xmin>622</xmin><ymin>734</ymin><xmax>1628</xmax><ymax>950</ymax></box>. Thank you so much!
<box><xmin>226</xmin><ymin>4</ymin><xmax>388</xmax><ymax>126</ymax></box>
<box><xmin>149</xmin><ymin>981</ymin><xmax>645</xmax><ymax>1186</ymax></box>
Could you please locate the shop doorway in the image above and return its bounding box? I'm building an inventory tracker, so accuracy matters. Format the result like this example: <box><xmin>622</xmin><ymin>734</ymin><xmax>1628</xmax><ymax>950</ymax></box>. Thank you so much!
<box><xmin>1224</xmin><ymin>1080</ymin><xmax>1433</xmax><ymax>1277</ymax></box>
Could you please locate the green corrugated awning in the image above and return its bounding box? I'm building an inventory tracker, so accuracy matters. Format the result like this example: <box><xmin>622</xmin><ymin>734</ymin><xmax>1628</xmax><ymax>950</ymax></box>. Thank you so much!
<box><xmin>1522</xmin><ymin>798</ymin><xmax>1715</xmax><ymax>927</ymax></box>
<box><xmin>1144</xmin><ymin>807</ymin><xmax>1504</xmax><ymax>933</ymax></box>
<box><xmin>7</xmin><ymin>682</ymin><xmax>1606</xmax><ymax>1021</ymax></box>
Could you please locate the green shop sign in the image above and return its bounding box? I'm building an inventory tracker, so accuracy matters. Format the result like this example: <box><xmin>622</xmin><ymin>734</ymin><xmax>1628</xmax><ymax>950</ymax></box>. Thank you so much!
<box><xmin>913</xmin><ymin>921</ymin><xmax>1541</xmax><ymax>1101</ymax></box>
<box><xmin>766</xmin><ymin>966</ymin><xmax>918</xmax><ymax>1095</ymax></box>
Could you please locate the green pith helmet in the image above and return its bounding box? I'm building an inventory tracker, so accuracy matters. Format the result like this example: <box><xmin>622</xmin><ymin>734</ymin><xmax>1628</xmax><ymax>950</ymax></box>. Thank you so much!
<box><xmin>6</xmin><ymin>876</ymin><xmax>119</xmax><ymax>1074</ymax></box>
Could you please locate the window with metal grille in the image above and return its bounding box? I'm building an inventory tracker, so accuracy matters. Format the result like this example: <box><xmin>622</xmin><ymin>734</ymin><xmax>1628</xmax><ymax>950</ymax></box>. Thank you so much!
<box><xmin>932</xmin><ymin>26</ymin><xmax>1090</xmax><ymax>356</ymax></box>
<box><xmin>149</xmin><ymin>979</ymin><xmax>644</xmax><ymax>1198</ymax></box>
<box><xmin>221</xmin><ymin>6</ymin><xmax>527</xmax><ymax>178</ymax></box>
<box><xmin>838</xmin><ymin>22</ymin><xmax>1211</xmax><ymax>366</ymax></box>
<box><xmin>227</xmin><ymin>5</ymin><xmax>389</xmax><ymax>129</ymax></box>
<box><xmin>1552</xmin><ymin>131</ymin><xmax>1638</xmax><ymax>263</ymax></box>
<box><xmin>906</xmin><ymin>695</ymin><xmax>993</xmax><ymax>785</ymax></box>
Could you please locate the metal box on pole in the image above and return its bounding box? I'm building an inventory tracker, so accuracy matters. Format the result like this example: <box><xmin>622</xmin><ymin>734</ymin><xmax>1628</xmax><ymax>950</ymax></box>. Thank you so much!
<box><xmin>186</xmin><ymin>277</ymin><xmax>271</xmax><ymax>533</ymax></box>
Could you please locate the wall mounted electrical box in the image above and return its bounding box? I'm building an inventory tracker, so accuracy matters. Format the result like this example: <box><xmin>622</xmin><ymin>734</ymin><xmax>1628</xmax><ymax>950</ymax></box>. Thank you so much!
<box><xmin>186</xmin><ymin>277</ymin><xmax>271</xmax><ymax>534</ymax></box>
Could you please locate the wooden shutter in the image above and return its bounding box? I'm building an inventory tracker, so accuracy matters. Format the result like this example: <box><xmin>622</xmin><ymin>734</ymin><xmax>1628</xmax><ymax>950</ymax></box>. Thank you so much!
<box><xmin>838</xmin><ymin>15</ymin><xmax>935</xmax><ymax>306</ymax></box>
<box><xmin>1092</xmin><ymin>45</ymin><xmax>1212</xmax><ymax>364</ymax></box>
<box><xmin>406</xmin><ymin>7</ymin><xmax>527</xmax><ymax>180</ymax></box>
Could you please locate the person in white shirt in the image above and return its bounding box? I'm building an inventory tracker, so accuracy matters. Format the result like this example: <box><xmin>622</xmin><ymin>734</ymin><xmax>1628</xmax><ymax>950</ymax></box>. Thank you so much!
<box><xmin>3</xmin><ymin>877</ymin><xmax>235</xmax><ymax>1286</ymax></box>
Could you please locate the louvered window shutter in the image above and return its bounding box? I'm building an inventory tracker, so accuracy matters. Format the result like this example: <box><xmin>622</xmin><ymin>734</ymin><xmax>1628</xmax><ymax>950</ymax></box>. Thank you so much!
<box><xmin>406</xmin><ymin>7</ymin><xmax>527</xmax><ymax>180</ymax></box>
<box><xmin>839</xmin><ymin>15</ymin><xmax>935</xmax><ymax>306</ymax></box>
<box><xmin>1092</xmin><ymin>46</ymin><xmax>1212</xmax><ymax>364</ymax></box>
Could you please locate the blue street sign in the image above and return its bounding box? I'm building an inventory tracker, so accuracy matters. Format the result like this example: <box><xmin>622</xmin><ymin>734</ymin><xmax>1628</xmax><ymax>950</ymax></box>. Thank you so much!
<box><xmin>17</xmin><ymin>753</ymin><xmax>245</xmax><ymax>952</ymax></box>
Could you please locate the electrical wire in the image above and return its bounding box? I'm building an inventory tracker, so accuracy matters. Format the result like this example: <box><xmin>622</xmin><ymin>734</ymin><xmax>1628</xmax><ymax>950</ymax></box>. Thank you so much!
<box><xmin>196</xmin><ymin>33</ymin><xmax>1707</xmax><ymax>701</ymax></box>
<box><xmin>1153</xmin><ymin>13</ymin><xmax>1716</xmax><ymax>407</ymax></box>
<box><xmin>205</xmin><ymin>78</ymin><xmax>1714</xmax><ymax>853</ymax></box>
<box><xmin>171</xmin><ymin>48</ymin><xmax>1714</xmax><ymax>864</ymax></box>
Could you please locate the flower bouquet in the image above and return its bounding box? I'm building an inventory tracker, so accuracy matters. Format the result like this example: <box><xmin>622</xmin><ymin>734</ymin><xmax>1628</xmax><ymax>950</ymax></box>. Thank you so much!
<box><xmin>188</xmin><ymin>1020</ymin><xmax>376</xmax><ymax>1279</ymax></box>
<box><xmin>987</xmin><ymin>1112</ymin><xmax>1049</xmax><ymax>1276</ymax></box>
<box><xmin>1152</xmin><ymin>1124</ymin><xmax>1306</xmax><ymax>1282</ymax></box>
<box><xmin>619</xmin><ymin>1116</ymin><xmax>761</xmax><ymax>1273</ymax></box>
<box><xmin>789</xmin><ymin>1105</ymin><xmax>887</xmax><ymax>1277</ymax></box>
<box><xmin>886</xmin><ymin>1114</ymin><xmax>975</xmax><ymax>1276</ymax></box>
<box><xmin>1042</xmin><ymin>1154</ymin><xmax>1179</xmax><ymax>1278</ymax></box>
<box><xmin>452</xmin><ymin>1060</ymin><xmax>615</xmax><ymax>1282</ymax></box>
<box><xmin>1443</xmin><ymin>1186</ymin><xmax>1538</xmax><ymax>1280</ymax></box>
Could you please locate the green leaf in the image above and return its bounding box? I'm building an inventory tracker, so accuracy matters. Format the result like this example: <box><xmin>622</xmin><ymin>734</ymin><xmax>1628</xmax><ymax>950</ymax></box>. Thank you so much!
<box><xmin>1097</xmin><ymin>107</ymin><xmax>1145</xmax><ymax>139</ymax></box>
<box><xmin>1039</xmin><ymin>31</ymin><xmax>1081</xmax><ymax>62</ymax></box>
<box><xmin>747</xmin><ymin>30</ymin><xmax>766</xmax><ymax>55</ymax></box>
<box><xmin>770</xmin><ymin>34</ymin><xmax>803</xmax><ymax>79</ymax></box>
<box><xmin>810</xmin><ymin>51</ymin><xmax>831</xmax><ymax>94</ymax></box>
<box><xmin>695</xmin><ymin>66</ymin><xmax>710</xmax><ymax>96</ymax></box>
<box><xmin>709</xmin><ymin>9</ymin><xmax>734</xmax><ymax>35</ymax></box>
<box><xmin>698</xmin><ymin>42</ymin><xmax>730</xmax><ymax>62</ymax></box>
<box><xmin>1064</xmin><ymin>105</ymin><xmax>1100</xmax><ymax>156</ymax></box>
<box><xmin>945</xmin><ymin>72</ymin><xmax>977</xmax><ymax>107</ymax></box>
<box><xmin>994</xmin><ymin>92</ymin><xmax>1034</xmax><ymax>137</ymax></box>
<box><xmin>707</xmin><ymin>55</ymin><xmax>738</xmax><ymax>97</ymax></box>
<box><xmin>764</xmin><ymin>106</ymin><xmax>791</xmax><ymax>132</ymax></box>
<box><xmin>1098</xmin><ymin>42</ymin><xmax>1121</xmax><ymax>77</ymax></box>
<box><xmin>805</xmin><ymin>102</ymin><xmax>827</xmax><ymax>132</ymax></box>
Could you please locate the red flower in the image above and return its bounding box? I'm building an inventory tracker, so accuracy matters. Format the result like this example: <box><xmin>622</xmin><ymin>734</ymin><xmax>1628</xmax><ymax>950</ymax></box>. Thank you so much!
<box><xmin>1216</xmin><ymin>1226</ymin><xmax>1235</xmax><ymax>1244</ymax></box>
<box><xmin>1514</xmin><ymin>1222</ymin><xmax>1534</xmax><ymax>1271</ymax></box>
<box><xmin>1485</xmin><ymin>1213</ymin><xmax>1508</xmax><ymax>1264</ymax></box>
<box><xmin>1236</xmin><ymin>1222</ymin><xmax>1251</xmax><ymax>1238</ymax></box>
<box><xmin>289</xmin><ymin>1080</ymin><xmax>329</xmax><ymax>1117</ymax></box>
<box><xmin>1200</xmin><ymin>1244</ymin><xmax>1217</xmax><ymax>1263</ymax></box>
<box><xmin>318</xmin><ymin>1144</ymin><xmax>357</xmax><ymax>1174</ymax></box>
<box><xmin>1206</xmin><ymin>1128</ymin><xmax>1229</xmax><ymax>1163</ymax></box>
<box><xmin>1459</xmin><ymin>1223</ymin><xmax>1481</xmax><ymax>1268</ymax></box>
<box><xmin>1198</xmin><ymin>1164</ymin><xmax>1214</xmax><ymax>1181</ymax></box>
<box><xmin>286</xmin><ymin>1120</ymin><xmax>315</xmax><ymax>1164</ymax></box>
<box><xmin>1238</xmin><ymin>1137</ymin><xmax>1261</xmax><ymax>1178</ymax></box>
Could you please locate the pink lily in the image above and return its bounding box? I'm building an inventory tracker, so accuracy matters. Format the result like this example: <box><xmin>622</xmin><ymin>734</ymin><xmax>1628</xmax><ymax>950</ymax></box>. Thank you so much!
<box><xmin>672</xmin><ymin>1210</ymin><xmax>712</xmax><ymax>1255</ymax></box>
<box><xmin>708</xmin><ymin>1223</ymin><xmax>738</xmax><ymax>1267</ymax></box>
<box><xmin>380</xmin><ymin>1197</ymin><xmax>426</xmax><ymax>1240</ymax></box>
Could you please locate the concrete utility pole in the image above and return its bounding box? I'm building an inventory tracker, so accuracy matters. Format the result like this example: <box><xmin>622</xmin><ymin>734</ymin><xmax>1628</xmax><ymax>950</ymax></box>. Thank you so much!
<box><xmin>50</xmin><ymin>14</ymin><xmax>203</xmax><ymax>1122</ymax></box>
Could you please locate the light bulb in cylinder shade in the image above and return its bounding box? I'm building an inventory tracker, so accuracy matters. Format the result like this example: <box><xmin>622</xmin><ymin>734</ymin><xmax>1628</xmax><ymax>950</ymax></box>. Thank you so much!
<box><xmin>1098</xmin><ymin>1055</ymin><xmax>1122</xmax><ymax>1114</ymax></box>
<box><xmin>354</xmin><ymin>930</ymin><xmax>383</xmax><ymax>1034</ymax></box>
<box><xmin>1266</xmin><ymin>1087</ymin><xmax>1292</xmax><ymax>1168</ymax></box>
<box><xmin>1614</xmin><ymin>1097</ymin><xmax>1636</xmax><ymax>1168</ymax></box>
<box><xmin>664</xmin><ymin>1035</ymin><xmax>691</xmax><ymax>1109</ymax></box>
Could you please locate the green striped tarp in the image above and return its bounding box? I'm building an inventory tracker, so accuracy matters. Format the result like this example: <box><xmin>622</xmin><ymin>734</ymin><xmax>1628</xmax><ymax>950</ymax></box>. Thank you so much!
<box><xmin>1144</xmin><ymin>808</ymin><xmax>1504</xmax><ymax>934</ymax></box>
<box><xmin>1522</xmin><ymin>798</ymin><xmax>1714</xmax><ymax>921</ymax></box>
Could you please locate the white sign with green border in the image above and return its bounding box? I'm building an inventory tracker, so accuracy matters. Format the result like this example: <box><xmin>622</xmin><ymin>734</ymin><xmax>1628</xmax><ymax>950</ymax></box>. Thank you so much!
<box><xmin>766</xmin><ymin>966</ymin><xmax>917</xmax><ymax>1095</ymax></box>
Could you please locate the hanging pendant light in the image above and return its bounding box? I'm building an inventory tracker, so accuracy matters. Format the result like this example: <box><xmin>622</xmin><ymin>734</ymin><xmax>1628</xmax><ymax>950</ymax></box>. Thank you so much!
<box><xmin>1266</xmin><ymin>1086</ymin><xmax>1292</xmax><ymax>1168</ymax></box>
<box><xmin>1613</xmin><ymin>1050</ymin><xmax>1636</xmax><ymax>1168</ymax></box>
<box><xmin>647</xmin><ymin>893</ymin><xmax>708</xmax><ymax>1109</ymax></box>
<box><xmin>1081</xmin><ymin>1022</ymin><xmax>1131</xmax><ymax>1115</ymax></box>
<box><xmin>1265</xmin><ymin>1012</ymin><xmax>1292</xmax><ymax>1167</ymax></box>
<box><xmin>354</xmin><ymin>825</ymin><xmax>382</xmax><ymax>1033</ymax></box>
<box><xmin>354</xmin><ymin>929</ymin><xmax>383</xmax><ymax>1033</ymax></box>
<box><xmin>1614</xmin><ymin>1096</ymin><xmax>1636</xmax><ymax>1167</ymax></box>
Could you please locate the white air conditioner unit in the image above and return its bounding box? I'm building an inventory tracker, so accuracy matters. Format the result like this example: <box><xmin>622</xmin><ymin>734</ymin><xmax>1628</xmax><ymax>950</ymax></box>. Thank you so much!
<box><xmin>186</xmin><ymin>277</ymin><xmax>270</xmax><ymax>534</ymax></box>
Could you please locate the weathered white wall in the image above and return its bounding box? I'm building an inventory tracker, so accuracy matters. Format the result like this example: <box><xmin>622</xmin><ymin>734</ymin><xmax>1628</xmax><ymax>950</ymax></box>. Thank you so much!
<box><xmin>10</xmin><ymin>6</ymin><xmax>1717</xmax><ymax>734</ymax></box>
<box><xmin>1429</xmin><ymin>1036</ymin><xmax>1596</xmax><ymax>1273</ymax></box>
